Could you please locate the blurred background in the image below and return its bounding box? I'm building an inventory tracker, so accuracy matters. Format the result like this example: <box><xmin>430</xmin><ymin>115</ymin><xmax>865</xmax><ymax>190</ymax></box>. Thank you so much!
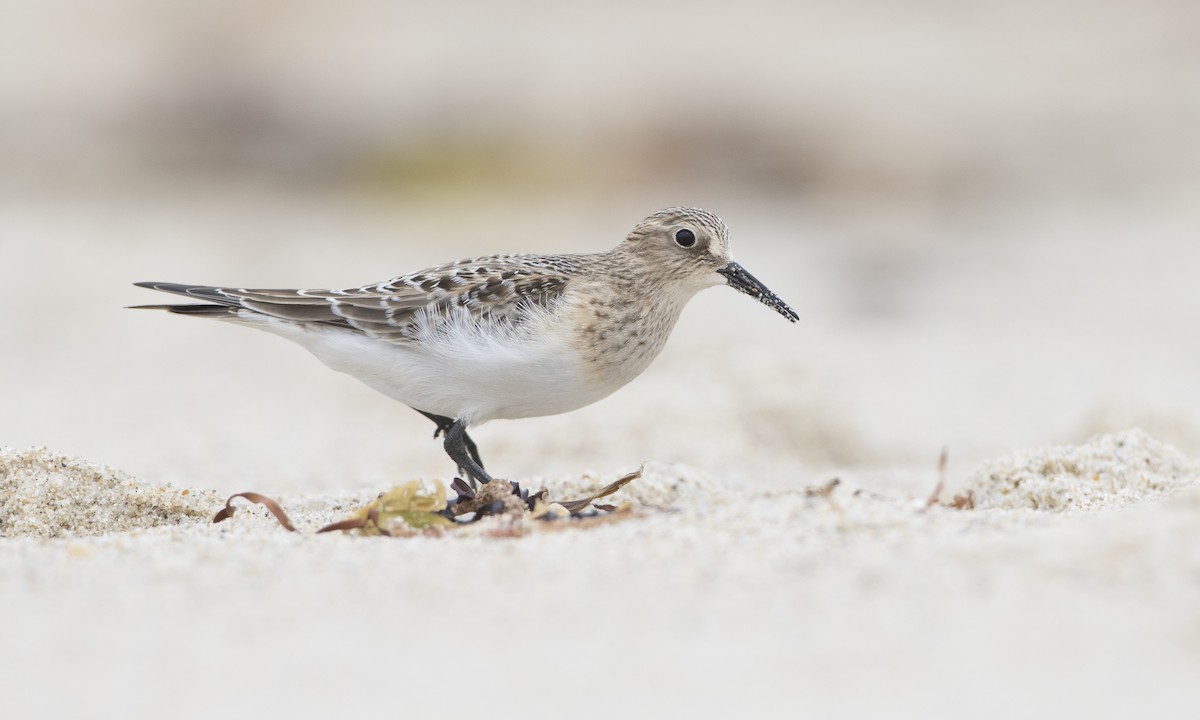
<box><xmin>2</xmin><ymin>0</ymin><xmax>1198</xmax><ymax>493</ymax></box>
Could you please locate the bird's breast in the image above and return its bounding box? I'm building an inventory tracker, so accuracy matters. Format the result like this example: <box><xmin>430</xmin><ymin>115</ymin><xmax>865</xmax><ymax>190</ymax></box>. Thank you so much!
<box><xmin>564</xmin><ymin>284</ymin><xmax>687</xmax><ymax>394</ymax></box>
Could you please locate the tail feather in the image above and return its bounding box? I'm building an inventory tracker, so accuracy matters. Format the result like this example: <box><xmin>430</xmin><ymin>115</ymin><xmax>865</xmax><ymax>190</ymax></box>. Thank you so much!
<box><xmin>131</xmin><ymin>280</ymin><xmax>349</xmax><ymax>326</ymax></box>
<box><xmin>133</xmin><ymin>281</ymin><xmax>241</xmax><ymax>305</ymax></box>
<box><xmin>127</xmin><ymin>303</ymin><xmax>238</xmax><ymax>316</ymax></box>
<box><xmin>131</xmin><ymin>282</ymin><xmax>248</xmax><ymax>317</ymax></box>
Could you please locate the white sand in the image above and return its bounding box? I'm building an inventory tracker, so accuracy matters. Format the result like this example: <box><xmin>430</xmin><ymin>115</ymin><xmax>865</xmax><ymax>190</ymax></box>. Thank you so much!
<box><xmin>2</xmin><ymin>190</ymin><xmax>1198</xmax><ymax>718</ymax></box>
<box><xmin>3</xmin><ymin>187</ymin><xmax>1198</xmax><ymax>717</ymax></box>
<box><xmin>0</xmin><ymin>447</ymin><xmax>218</xmax><ymax>539</ymax></box>
<box><xmin>968</xmin><ymin>429</ymin><xmax>1199</xmax><ymax>511</ymax></box>
<box><xmin>2</xmin><ymin>431</ymin><xmax>1197</xmax><ymax>718</ymax></box>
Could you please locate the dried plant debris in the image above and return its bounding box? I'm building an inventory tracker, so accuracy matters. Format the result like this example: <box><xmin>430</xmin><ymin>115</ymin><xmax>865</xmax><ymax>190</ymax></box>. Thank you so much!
<box><xmin>916</xmin><ymin>444</ymin><xmax>974</xmax><ymax>511</ymax></box>
<box><xmin>1</xmin><ymin>446</ymin><xmax>217</xmax><ymax>539</ymax></box>
<box><xmin>946</xmin><ymin>491</ymin><xmax>975</xmax><ymax>510</ymax></box>
<box><xmin>804</xmin><ymin>477</ymin><xmax>841</xmax><ymax>499</ymax></box>
<box><xmin>922</xmin><ymin>448</ymin><xmax>949</xmax><ymax>509</ymax></box>
<box><xmin>318</xmin><ymin>481</ymin><xmax>456</xmax><ymax>536</ymax></box>
<box><xmin>447</xmin><ymin>478</ymin><xmax>529</xmax><ymax>520</ymax></box>
<box><xmin>550</xmin><ymin>469</ymin><xmax>639</xmax><ymax>513</ymax></box>
<box><xmin>212</xmin><ymin>467</ymin><xmax>645</xmax><ymax>537</ymax></box>
<box><xmin>803</xmin><ymin>477</ymin><xmax>843</xmax><ymax>513</ymax></box>
<box><xmin>967</xmin><ymin>429</ymin><xmax>1200</xmax><ymax>511</ymax></box>
<box><xmin>920</xmin><ymin>447</ymin><xmax>975</xmax><ymax>511</ymax></box>
<box><xmin>212</xmin><ymin>492</ymin><xmax>298</xmax><ymax>531</ymax></box>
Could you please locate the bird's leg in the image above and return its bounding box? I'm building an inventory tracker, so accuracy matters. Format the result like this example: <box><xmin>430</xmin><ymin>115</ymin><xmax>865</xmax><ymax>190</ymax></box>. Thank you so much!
<box><xmin>417</xmin><ymin>410</ymin><xmax>486</xmax><ymax>474</ymax></box>
<box><xmin>443</xmin><ymin>419</ymin><xmax>493</xmax><ymax>488</ymax></box>
<box><xmin>418</xmin><ymin>409</ymin><xmax>455</xmax><ymax>439</ymax></box>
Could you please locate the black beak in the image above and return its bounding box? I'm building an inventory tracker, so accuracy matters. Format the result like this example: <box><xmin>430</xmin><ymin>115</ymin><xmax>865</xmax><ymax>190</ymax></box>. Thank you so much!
<box><xmin>717</xmin><ymin>262</ymin><xmax>798</xmax><ymax>322</ymax></box>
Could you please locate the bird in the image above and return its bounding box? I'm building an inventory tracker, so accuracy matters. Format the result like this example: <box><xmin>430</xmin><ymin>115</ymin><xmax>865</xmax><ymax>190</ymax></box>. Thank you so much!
<box><xmin>132</xmin><ymin>206</ymin><xmax>798</xmax><ymax>486</ymax></box>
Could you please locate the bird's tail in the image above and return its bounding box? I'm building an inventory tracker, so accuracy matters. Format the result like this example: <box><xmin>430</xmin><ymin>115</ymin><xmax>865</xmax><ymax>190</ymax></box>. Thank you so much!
<box><xmin>126</xmin><ymin>303</ymin><xmax>238</xmax><ymax>316</ymax></box>
<box><xmin>128</xmin><ymin>282</ymin><xmax>243</xmax><ymax>317</ymax></box>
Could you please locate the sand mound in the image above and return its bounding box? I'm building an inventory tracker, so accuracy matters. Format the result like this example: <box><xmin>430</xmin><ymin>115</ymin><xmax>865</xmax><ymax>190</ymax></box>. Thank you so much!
<box><xmin>967</xmin><ymin>429</ymin><xmax>1200</xmax><ymax>511</ymax></box>
<box><xmin>0</xmin><ymin>447</ymin><xmax>217</xmax><ymax>538</ymax></box>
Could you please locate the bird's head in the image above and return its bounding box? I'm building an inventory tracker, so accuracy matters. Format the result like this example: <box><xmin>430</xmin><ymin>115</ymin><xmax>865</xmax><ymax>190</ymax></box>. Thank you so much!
<box><xmin>621</xmin><ymin>206</ymin><xmax>798</xmax><ymax>322</ymax></box>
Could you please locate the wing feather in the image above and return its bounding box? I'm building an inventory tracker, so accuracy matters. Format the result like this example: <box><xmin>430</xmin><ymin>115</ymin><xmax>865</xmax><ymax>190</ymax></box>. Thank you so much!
<box><xmin>134</xmin><ymin>254</ymin><xmax>578</xmax><ymax>343</ymax></box>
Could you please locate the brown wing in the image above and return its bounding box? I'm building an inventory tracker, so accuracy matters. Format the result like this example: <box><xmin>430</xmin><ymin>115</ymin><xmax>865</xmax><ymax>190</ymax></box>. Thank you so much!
<box><xmin>133</xmin><ymin>255</ymin><xmax>573</xmax><ymax>343</ymax></box>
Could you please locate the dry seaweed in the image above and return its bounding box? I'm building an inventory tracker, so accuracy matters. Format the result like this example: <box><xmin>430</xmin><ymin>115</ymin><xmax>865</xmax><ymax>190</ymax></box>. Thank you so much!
<box><xmin>555</xmin><ymin>467</ymin><xmax>642</xmax><ymax>513</ymax></box>
<box><xmin>448</xmin><ymin>479</ymin><xmax>527</xmax><ymax>518</ymax></box>
<box><xmin>317</xmin><ymin>480</ymin><xmax>456</xmax><ymax>535</ymax></box>
<box><xmin>211</xmin><ymin>467</ymin><xmax>644</xmax><ymax>537</ymax></box>
<box><xmin>212</xmin><ymin>492</ymin><xmax>297</xmax><ymax>531</ymax></box>
<box><xmin>449</xmin><ymin>478</ymin><xmax>475</xmax><ymax>500</ymax></box>
<box><xmin>534</xmin><ymin>501</ymin><xmax>636</xmax><ymax>533</ymax></box>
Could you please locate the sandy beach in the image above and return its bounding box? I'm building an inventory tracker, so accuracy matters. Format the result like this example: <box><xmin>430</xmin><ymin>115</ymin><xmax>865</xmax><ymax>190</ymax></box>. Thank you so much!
<box><xmin>4</xmin><ymin>1</ymin><xmax>1200</xmax><ymax>717</ymax></box>
<box><xmin>3</xmin><ymin>429</ymin><xmax>1199</xmax><ymax>718</ymax></box>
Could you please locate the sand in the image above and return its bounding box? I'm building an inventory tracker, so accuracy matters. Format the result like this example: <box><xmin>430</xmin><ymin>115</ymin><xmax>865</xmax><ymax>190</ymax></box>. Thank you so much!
<box><xmin>0</xmin><ymin>447</ymin><xmax>218</xmax><ymax>539</ymax></box>
<box><xmin>2</xmin><ymin>430</ymin><xmax>1197</xmax><ymax>718</ymax></box>
<box><xmin>3</xmin><ymin>187</ymin><xmax>1198</xmax><ymax>718</ymax></box>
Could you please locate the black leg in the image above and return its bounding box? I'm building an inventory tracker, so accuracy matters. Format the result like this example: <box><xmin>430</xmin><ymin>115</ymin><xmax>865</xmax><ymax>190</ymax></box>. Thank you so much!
<box><xmin>443</xmin><ymin>419</ymin><xmax>493</xmax><ymax>487</ymax></box>
<box><xmin>416</xmin><ymin>409</ymin><xmax>486</xmax><ymax>473</ymax></box>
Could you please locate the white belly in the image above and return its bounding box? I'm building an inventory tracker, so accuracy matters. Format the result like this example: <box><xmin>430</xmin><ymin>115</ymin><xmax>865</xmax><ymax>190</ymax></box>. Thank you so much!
<box><xmin>244</xmin><ymin>309</ymin><xmax>611</xmax><ymax>426</ymax></box>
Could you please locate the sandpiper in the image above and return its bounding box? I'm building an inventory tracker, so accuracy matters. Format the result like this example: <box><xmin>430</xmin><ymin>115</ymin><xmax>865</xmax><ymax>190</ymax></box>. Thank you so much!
<box><xmin>133</xmin><ymin>206</ymin><xmax>797</xmax><ymax>485</ymax></box>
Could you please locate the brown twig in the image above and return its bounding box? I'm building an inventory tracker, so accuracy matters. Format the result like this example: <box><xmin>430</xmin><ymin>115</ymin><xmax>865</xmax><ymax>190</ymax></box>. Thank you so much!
<box><xmin>804</xmin><ymin>477</ymin><xmax>841</xmax><ymax>498</ymax></box>
<box><xmin>923</xmin><ymin>447</ymin><xmax>949</xmax><ymax>509</ymax></box>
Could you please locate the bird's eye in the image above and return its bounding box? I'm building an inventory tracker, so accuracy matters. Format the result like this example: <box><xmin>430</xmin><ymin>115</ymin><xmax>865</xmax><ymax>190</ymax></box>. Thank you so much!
<box><xmin>674</xmin><ymin>229</ymin><xmax>696</xmax><ymax>248</ymax></box>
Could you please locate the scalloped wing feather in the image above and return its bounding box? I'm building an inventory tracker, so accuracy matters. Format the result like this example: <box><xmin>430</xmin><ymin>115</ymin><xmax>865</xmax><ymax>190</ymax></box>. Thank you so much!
<box><xmin>136</xmin><ymin>255</ymin><xmax>576</xmax><ymax>343</ymax></box>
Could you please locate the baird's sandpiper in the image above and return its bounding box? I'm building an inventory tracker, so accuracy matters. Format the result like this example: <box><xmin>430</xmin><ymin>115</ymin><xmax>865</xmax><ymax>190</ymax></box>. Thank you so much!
<box><xmin>133</xmin><ymin>206</ymin><xmax>797</xmax><ymax>485</ymax></box>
